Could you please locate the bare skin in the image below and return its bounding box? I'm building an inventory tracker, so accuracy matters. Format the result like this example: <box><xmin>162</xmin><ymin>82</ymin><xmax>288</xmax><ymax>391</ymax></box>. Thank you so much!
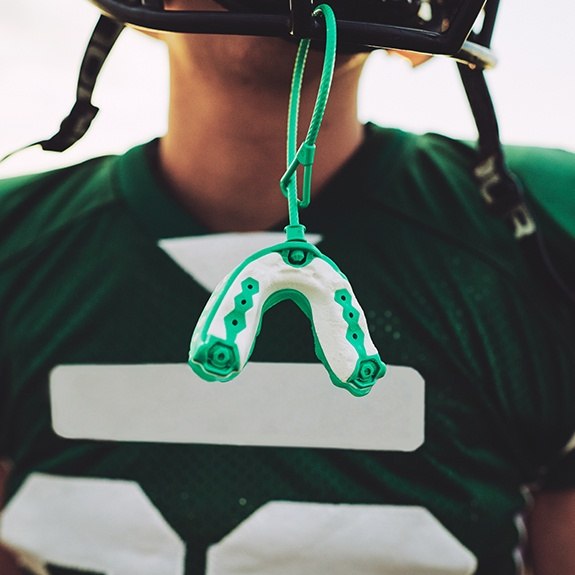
<box><xmin>158</xmin><ymin>0</ymin><xmax>368</xmax><ymax>231</ymax></box>
<box><xmin>528</xmin><ymin>489</ymin><xmax>575</xmax><ymax>575</ymax></box>
<box><xmin>0</xmin><ymin>460</ymin><xmax>19</xmax><ymax>574</ymax></box>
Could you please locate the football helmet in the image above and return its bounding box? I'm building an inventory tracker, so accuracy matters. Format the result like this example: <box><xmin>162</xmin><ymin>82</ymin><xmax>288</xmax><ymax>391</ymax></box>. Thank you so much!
<box><xmin>3</xmin><ymin>0</ymin><xmax>573</xmax><ymax>303</ymax></box>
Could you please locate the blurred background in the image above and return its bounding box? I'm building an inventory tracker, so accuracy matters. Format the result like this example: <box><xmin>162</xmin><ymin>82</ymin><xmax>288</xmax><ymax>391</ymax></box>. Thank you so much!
<box><xmin>1</xmin><ymin>0</ymin><xmax>573</xmax><ymax>178</ymax></box>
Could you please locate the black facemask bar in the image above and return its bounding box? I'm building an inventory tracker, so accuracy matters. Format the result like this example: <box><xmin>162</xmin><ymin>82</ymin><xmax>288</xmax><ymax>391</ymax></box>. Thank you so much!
<box><xmin>91</xmin><ymin>0</ymin><xmax>487</xmax><ymax>55</ymax></box>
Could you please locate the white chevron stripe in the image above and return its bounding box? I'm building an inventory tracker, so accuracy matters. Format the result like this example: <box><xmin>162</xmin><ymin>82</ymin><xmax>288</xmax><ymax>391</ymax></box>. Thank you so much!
<box><xmin>158</xmin><ymin>232</ymin><xmax>321</xmax><ymax>291</ymax></box>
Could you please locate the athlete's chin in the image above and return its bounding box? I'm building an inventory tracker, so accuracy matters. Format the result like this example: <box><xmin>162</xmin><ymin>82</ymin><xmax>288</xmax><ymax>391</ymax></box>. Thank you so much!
<box><xmin>165</xmin><ymin>0</ymin><xmax>225</xmax><ymax>10</ymax></box>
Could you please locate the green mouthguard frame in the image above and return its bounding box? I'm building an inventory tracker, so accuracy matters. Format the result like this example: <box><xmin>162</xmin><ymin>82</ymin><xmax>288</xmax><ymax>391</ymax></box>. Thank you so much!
<box><xmin>189</xmin><ymin>4</ymin><xmax>386</xmax><ymax>396</ymax></box>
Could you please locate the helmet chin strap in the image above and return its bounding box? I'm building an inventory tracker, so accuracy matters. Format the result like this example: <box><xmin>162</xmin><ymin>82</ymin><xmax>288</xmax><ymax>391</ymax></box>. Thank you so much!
<box><xmin>0</xmin><ymin>16</ymin><xmax>124</xmax><ymax>164</ymax></box>
<box><xmin>457</xmin><ymin>1</ymin><xmax>575</xmax><ymax>305</ymax></box>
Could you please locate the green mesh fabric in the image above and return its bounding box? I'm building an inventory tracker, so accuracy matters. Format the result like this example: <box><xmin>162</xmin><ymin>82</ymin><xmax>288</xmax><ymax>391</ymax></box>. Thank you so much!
<box><xmin>1</xmin><ymin>124</ymin><xmax>574</xmax><ymax>575</ymax></box>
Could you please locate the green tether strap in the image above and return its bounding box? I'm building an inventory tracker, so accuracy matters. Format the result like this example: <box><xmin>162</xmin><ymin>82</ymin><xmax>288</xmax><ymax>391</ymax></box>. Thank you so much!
<box><xmin>280</xmin><ymin>4</ymin><xmax>337</xmax><ymax>241</ymax></box>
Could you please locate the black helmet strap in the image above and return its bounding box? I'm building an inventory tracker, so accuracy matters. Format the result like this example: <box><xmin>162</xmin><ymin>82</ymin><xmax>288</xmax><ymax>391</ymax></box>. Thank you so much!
<box><xmin>44</xmin><ymin>15</ymin><xmax>125</xmax><ymax>152</ymax></box>
<box><xmin>1</xmin><ymin>16</ymin><xmax>124</xmax><ymax>163</ymax></box>
<box><xmin>458</xmin><ymin>63</ymin><xmax>536</xmax><ymax>238</ymax></box>
<box><xmin>459</xmin><ymin>60</ymin><xmax>575</xmax><ymax>304</ymax></box>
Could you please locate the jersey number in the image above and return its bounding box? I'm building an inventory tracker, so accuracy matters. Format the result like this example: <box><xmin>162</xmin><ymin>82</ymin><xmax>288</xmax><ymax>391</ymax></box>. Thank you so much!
<box><xmin>1</xmin><ymin>473</ymin><xmax>477</xmax><ymax>575</ymax></box>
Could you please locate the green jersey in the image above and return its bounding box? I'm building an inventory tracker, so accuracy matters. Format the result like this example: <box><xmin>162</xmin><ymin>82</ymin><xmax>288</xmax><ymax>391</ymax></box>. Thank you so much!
<box><xmin>0</xmin><ymin>124</ymin><xmax>574</xmax><ymax>575</ymax></box>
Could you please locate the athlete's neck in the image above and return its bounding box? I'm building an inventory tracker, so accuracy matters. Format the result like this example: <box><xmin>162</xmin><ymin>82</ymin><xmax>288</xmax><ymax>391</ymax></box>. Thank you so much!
<box><xmin>158</xmin><ymin>40</ymin><xmax>367</xmax><ymax>232</ymax></box>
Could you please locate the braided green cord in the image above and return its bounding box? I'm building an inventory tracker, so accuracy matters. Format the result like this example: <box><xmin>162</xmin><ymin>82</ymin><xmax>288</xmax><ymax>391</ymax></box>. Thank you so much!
<box><xmin>304</xmin><ymin>6</ymin><xmax>337</xmax><ymax>144</ymax></box>
<box><xmin>282</xmin><ymin>4</ymin><xmax>337</xmax><ymax>233</ymax></box>
<box><xmin>286</xmin><ymin>38</ymin><xmax>311</xmax><ymax>228</ymax></box>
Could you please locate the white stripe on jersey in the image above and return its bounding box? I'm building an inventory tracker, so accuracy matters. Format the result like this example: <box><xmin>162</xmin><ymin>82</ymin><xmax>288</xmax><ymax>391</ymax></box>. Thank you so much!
<box><xmin>50</xmin><ymin>363</ymin><xmax>424</xmax><ymax>451</ymax></box>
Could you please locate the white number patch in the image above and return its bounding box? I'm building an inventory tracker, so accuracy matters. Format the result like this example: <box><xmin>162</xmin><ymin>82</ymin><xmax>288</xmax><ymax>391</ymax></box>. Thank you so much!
<box><xmin>207</xmin><ymin>501</ymin><xmax>477</xmax><ymax>575</ymax></box>
<box><xmin>0</xmin><ymin>474</ymin><xmax>185</xmax><ymax>575</ymax></box>
<box><xmin>0</xmin><ymin>475</ymin><xmax>476</xmax><ymax>575</ymax></box>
